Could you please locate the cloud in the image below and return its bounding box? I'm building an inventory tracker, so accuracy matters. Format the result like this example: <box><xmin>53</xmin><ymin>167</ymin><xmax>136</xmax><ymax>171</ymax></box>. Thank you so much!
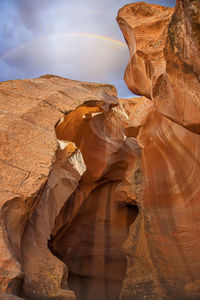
<box><xmin>3</xmin><ymin>33</ymin><xmax>129</xmax><ymax>83</ymax></box>
<box><xmin>0</xmin><ymin>0</ymin><xmax>175</xmax><ymax>97</ymax></box>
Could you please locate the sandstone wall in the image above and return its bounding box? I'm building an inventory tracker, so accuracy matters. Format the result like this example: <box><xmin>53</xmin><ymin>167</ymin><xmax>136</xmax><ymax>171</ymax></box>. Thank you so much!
<box><xmin>117</xmin><ymin>1</ymin><xmax>200</xmax><ymax>299</ymax></box>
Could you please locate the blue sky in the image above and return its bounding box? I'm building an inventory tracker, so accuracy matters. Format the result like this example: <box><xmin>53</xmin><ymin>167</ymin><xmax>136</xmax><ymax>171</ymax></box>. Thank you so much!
<box><xmin>0</xmin><ymin>0</ymin><xmax>175</xmax><ymax>97</ymax></box>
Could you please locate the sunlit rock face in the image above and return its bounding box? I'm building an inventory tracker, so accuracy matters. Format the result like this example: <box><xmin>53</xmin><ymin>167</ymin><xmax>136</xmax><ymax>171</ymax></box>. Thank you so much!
<box><xmin>0</xmin><ymin>75</ymin><xmax>127</xmax><ymax>299</ymax></box>
<box><xmin>117</xmin><ymin>2</ymin><xmax>174</xmax><ymax>99</ymax></box>
<box><xmin>118</xmin><ymin>1</ymin><xmax>200</xmax><ymax>299</ymax></box>
<box><xmin>0</xmin><ymin>73</ymin><xmax>149</xmax><ymax>299</ymax></box>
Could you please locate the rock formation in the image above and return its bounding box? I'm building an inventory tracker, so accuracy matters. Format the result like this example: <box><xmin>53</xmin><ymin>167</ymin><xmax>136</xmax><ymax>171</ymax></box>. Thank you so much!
<box><xmin>0</xmin><ymin>75</ymin><xmax>124</xmax><ymax>299</ymax></box>
<box><xmin>117</xmin><ymin>1</ymin><xmax>200</xmax><ymax>299</ymax></box>
<box><xmin>0</xmin><ymin>75</ymin><xmax>144</xmax><ymax>299</ymax></box>
<box><xmin>0</xmin><ymin>0</ymin><xmax>200</xmax><ymax>299</ymax></box>
<box><xmin>117</xmin><ymin>2</ymin><xmax>174</xmax><ymax>99</ymax></box>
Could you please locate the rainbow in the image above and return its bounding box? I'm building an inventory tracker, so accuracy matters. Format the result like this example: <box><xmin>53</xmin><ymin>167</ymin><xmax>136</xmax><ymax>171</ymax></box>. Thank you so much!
<box><xmin>0</xmin><ymin>32</ymin><xmax>127</xmax><ymax>60</ymax></box>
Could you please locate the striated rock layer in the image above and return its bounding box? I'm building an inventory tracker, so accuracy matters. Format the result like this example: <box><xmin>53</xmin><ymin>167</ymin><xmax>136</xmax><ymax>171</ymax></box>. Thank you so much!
<box><xmin>1</xmin><ymin>0</ymin><xmax>200</xmax><ymax>299</ymax></box>
<box><xmin>0</xmin><ymin>74</ymin><xmax>146</xmax><ymax>299</ymax></box>
<box><xmin>118</xmin><ymin>1</ymin><xmax>200</xmax><ymax>299</ymax></box>
<box><xmin>49</xmin><ymin>96</ymin><xmax>146</xmax><ymax>300</ymax></box>
<box><xmin>0</xmin><ymin>75</ymin><xmax>127</xmax><ymax>299</ymax></box>
<box><xmin>117</xmin><ymin>2</ymin><xmax>174</xmax><ymax>99</ymax></box>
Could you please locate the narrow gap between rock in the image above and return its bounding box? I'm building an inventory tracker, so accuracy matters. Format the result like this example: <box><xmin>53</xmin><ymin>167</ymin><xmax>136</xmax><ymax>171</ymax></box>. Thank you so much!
<box><xmin>47</xmin><ymin>104</ymin><xmax>140</xmax><ymax>300</ymax></box>
<box><xmin>48</xmin><ymin>186</ymin><xmax>139</xmax><ymax>300</ymax></box>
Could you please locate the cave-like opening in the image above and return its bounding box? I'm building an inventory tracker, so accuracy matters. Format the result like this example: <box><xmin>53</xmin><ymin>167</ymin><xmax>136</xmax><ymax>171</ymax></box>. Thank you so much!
<box><xmin>47</xmin><ymin>100</ymin><xmax>140</xmax><ymax>300</ymax></box>
<box><xmin>48</xmin><ymin>181</ymin><xmax>138</xmax><ymax>300</ymax></box>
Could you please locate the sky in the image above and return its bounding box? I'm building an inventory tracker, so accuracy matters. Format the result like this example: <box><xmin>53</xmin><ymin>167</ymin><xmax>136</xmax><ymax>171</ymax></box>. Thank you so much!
<box><xmin>0</xmin><ymin>0</ymin><xmax>175</xmax><ymax>98</ymax></box>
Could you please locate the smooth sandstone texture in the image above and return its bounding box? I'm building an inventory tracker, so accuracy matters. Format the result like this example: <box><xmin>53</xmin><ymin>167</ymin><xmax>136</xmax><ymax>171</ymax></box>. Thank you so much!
<box><xmin>117</xmin><ymin>2</ymin><xmax>174</xmax><ymax>98</ymax></box>
<box><xmin>51</xmin><ymin>96</ymin><xmax>148</xmax><ymax>300</ymax></box>
<box><xmin>153</xmin><ymin>0</ymin><xmax>200</xmax><ymax>134</ymax></box>
<box><xmin>118</xmin><ymin>1</ymin><xmax>200</xmax><ymax>299</ymax></box>
<box><xmin>0</xmin><ymin>75</ymin><xmax>118</xmax><ymax>299</ymax></box>
<box><xmin>1</xmin><ymin>73</ymin><xmax>148</xmax><ymax>299</ymax></box>
<box><xmin>121</xmin><ymin>110</ymin><xmax>200</xmax><ymax>299</ymax></box>
<box><xmin>21</xmin><ymin>144</ymin><xmax>85</xmax><ymax>300</ymax></box>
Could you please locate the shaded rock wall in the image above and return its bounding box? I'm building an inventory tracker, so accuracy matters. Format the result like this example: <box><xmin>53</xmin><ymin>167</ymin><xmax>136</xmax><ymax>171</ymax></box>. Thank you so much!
<box><xmin>50</xmin><ymin>182</ymin><xmax>137</xmax><ymax>300</ymax></box>
<box><xmin>117</xmin><ymin>1</ymin><xmax>200</xmax><ymax>299</ymax></box>
<box><xmin>49</xmin><ymin>96</ymin><xmax>146</xmax><ymax>300</ymax></box>
<box><xmin>21</xmin><ymin>144</ymin><xmax>84</xmax><ymax>299</ymax></box>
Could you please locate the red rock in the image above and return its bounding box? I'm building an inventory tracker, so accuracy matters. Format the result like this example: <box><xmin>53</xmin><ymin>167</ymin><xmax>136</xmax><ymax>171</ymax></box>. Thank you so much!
<box><xmin>117</xmin><ymin>3</ymin><xmax>174</xmax><ymax>98</ymax></box>
<box><xmin>52</xmin><ymin>96</ymin><xmax>142</xmax><ymax>300</ymax></box>
<box><xmin>0</xmin><ymin>295</ymin><xmax>24</xmax><ymax>300</ymax></box>
<box><xmin>117</xmin><ymin>1</ymin><xmax>200</xmax><ymax>299</ymax></box>
<box><xmin>121</xmin><ymin>109</ymin><xmax>200</xmax><ymax>299</ymax></box>
<box><xmin>1</xmin><ymin>0</ymin><xmax>200</xmax><ymax>299</ymax></box>
<box><xmin>0</xmin><ymin>75</ymin><xmax>118</xmax><ymax>299</ymax></box>
<box><xmin>153</xmin><ymin>0</ymin><xmax>200</xmax><ymax>134</ymax></box>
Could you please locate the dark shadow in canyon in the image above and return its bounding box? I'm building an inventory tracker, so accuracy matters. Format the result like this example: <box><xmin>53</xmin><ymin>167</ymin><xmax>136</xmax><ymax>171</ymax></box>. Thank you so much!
<box><xmin>48</xmin><ymin>181</ymin><xmax>138</xmax><ymax>300</ymax></box>
<box><xmin>46</xmin><ymin>102</ymin><xmax>141</xmax><ymax>300</ymax></box>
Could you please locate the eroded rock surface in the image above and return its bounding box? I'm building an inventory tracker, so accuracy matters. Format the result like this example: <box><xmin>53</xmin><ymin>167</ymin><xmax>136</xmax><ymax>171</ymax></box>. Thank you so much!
<box><xmin>1</xmin><ymin>0</ymin><xmax>200</xmax><ymax>299</ymax></box>
<box><xmin>0</xmin><ymin>75</ymin><xmax>120</xmax><ymax>299</ymax></box>
<box><xmin>49</xmin><ymin>97</ymin><xmax>146</xmax><ymax>300</ymax></box>
<box><xmin>118</xmin><ymin>1</ymin><xmax>200</xmax><ymax>299</ymax></box>
<box><xmin>117</xmin><ymin>2</ymin><xmax>174</xmax><ymax>98</ymax></box>
<box><xmin>153</xmin><ymin>0</ymin><xmax>200</xmax><ymax>134</ymax></box>
<box><xmin>0</xmin><ymin>74</ymin><xmax>146</xmax><ymax>299</ymax></box>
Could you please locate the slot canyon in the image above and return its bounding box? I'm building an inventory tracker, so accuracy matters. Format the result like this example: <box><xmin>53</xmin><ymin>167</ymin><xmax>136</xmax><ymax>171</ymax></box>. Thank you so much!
<box><xmin>0</xmin><ymin>1</ymin><xmax>200</xmax><ymax>300</ymax></box>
